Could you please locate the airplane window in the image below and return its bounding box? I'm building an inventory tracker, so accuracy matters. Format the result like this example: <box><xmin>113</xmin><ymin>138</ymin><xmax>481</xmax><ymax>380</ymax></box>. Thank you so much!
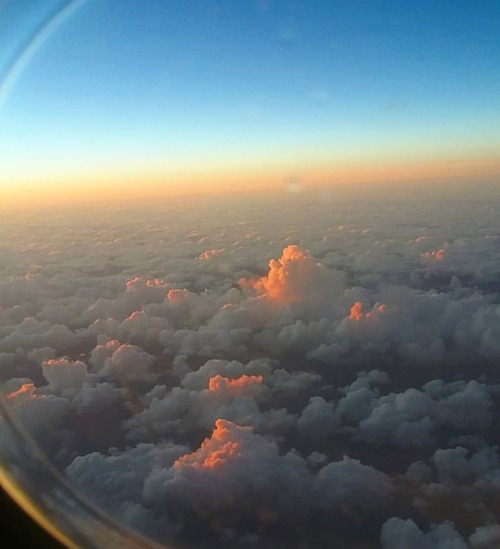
<box><xmin>1</xmin><ymin>2</ymin><xmax>500</xmax><ymax>548</ymax></box>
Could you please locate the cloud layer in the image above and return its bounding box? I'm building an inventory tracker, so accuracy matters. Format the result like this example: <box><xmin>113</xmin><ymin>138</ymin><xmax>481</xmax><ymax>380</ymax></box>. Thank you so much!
<box><xmin>2</xmin><ymin>189</ymin><xmax>500</xmax><ymax>547</ymax></box>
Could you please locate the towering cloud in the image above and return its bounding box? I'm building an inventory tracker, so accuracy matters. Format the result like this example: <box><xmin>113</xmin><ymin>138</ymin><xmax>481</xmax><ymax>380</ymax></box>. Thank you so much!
<box><xmin>241</xmin><ymin>244</ymin><xmax>345</xmax><ymax>308</ymax></box>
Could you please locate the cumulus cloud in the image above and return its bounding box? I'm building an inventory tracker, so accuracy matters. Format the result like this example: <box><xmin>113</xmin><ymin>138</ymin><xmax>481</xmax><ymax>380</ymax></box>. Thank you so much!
<box><xmin>143</xmin><ymin>419</ymin><xmax>312</xmax><ymax>521</ymax></box>
<box><xmin>100</xmin><ymin>343</ymin><xmax>158</xmax><ymax>384</ymax></box>
<box><xmin>381</xmin><ymin>518</ymin><xmax>500</xmax><ymax>549</ymax></box>
<box><xmin>122</xmin><ymin>362</ymin><xmax>298</xmax><ymax>442</ymax></box>
<box><xmin>315</xmin><ymin>455</ymin><xmax>393</xmax><ymax>512</ymax></box>
<box><xmin>2</xmin><ymin>378</ymin><xmax>72</xmax><ymax>460</ymax></box>
<box><xmin>67</xmin><ymin>441</ymin><xmax>188</xmax><ymax>540</ymax></box>
<box><xmin>41</xmin><ymin>357</ymin><xmax>90</xmax><ymax>394</ymax></box>
<box><xmin>3</xmin><ymin>191</ymin><xmax>500</xmax><ymax>547</ymax></box>
<box><xmin>469</xmin><ymin>524</ymin><xmax>500</xmax><ymax>548</ymax></box>
<box><xmin>381</xmin><ymin>518</ymin><xmax>467</xmax><ymax>549</ymax></box>
<box><xmin>239</xmin><ymin>244</ymin><xmax>345</xmax><ymax>308</ymax></box>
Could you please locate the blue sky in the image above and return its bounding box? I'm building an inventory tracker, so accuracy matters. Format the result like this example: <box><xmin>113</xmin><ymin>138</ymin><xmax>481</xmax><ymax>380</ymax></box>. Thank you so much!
<box><xmin>0</xmin><ymin>0</ymin><xmax>499</xmax><ymax>201</ymax></box>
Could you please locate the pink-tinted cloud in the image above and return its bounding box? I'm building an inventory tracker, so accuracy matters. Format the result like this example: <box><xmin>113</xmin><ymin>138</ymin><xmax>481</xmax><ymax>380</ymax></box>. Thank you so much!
<box><xmin>348</xmin><ymin>301</ymin><xmax>387</xmax><ymax>321</ymax></box>
<box><xmin>240</xmin><ymin>245</ymin><xmax>344</xmax><ymax>307</ymax></box>
<box><xmin>6</xmin><ymin>382</ymin><xmax>36</xmax><ymax>403</ymax></box>
<box><xmin>173</xmin><ymin>419</ymin><xmax>256</xmax><ymax>470</ymax></box>
<box><xmin>421</xmin><ymin>243</ymin><xmax>448</xmax><ymax>261</ymax></box>
<box><xmin>207</xmin><ymin>374</ymin><xmax>264</xmax><ymax>394</ymax></box>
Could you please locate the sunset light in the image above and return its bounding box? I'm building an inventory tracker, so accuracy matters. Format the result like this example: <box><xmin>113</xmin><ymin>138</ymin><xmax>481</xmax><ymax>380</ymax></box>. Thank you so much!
<box><xmin>207</xmin><ymin>375</ymin><xmax>264</xmax><ymax>394</ymax></box>
<box><xmin>173</xmin><ymin>419</ymin><xmax>251</xmax><ymax>471</ymax></box>
<box><xmin>2</xmin><ymin>2</ymin><xmax>500</xmax><ymax>549</ymax></box>
<box><xmin>0</xmin><ymin>1</ymin><xmax>499</xmax><ymax>209</ymax></box>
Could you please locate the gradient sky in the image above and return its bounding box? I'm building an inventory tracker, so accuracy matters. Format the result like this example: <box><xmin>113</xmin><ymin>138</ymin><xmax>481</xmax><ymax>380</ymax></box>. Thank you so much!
<box><xmin>0</xmin><ymin>0</ymin><xmax>499</xmax><ymax>205</ymax></box>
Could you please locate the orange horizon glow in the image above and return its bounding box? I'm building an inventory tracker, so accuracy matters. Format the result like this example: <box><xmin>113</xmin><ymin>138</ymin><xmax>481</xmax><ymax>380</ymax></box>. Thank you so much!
<box><xmin>1</xmin><ymin>152</ymin><xmax>499</xmax><ymax>210</ymax></box>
